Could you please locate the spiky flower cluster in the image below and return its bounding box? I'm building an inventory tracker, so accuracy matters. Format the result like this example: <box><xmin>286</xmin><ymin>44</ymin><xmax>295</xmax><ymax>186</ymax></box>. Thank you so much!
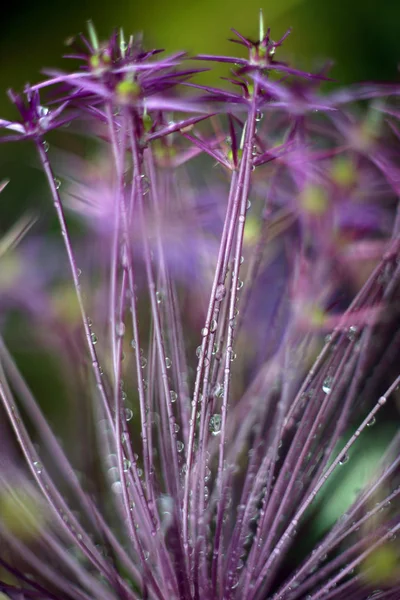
<box><xmin>0</xmin><ymin>15</ymin><xmax>400</xmax><ymax>600</ymax></box>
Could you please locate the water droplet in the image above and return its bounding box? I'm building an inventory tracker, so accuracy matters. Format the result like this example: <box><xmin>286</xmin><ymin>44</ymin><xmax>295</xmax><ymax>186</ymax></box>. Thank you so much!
<box><xmin>130</xmin><ymin>339</ymin><xmax>136</xmax><ymax>349</ymax></box>
<box><xmin>322</xmin><ymin>377</ymin><xmax>332</xmax><ymax>394</ymax></box>
<box><xmin>141</xmin><ymin>175</ymin><xmax>150</xmax><ymax>195</ymax></box>
<box><xmin>378</xmin><ymin>396</ymin><xmax>386</xmax><ymax>405</ymax></box>
<box><xmin>111</xmin><ymin>481</ymin><xmax>123</xmax><ymax>494</ymax></box>
<box><xmin>216</xmin><ymin>284</ymin><xmax>226</xmax><ymax>301</ymax></box>
<box><xmin>174</xmin><ymin>423</ymin><xmax>180</xmax><ymax>433</ymax></box>
<box><xmin>214</xmin><ymin>383</ymin><xmax>224</xmax><ymax>399</ymax></box>
<box><xmin>116</xmin><ymin>322</ymin><xmax>125</xmax><ymax>337</ymax></box>
<box><xmin>125</xmin><ymin>408</ymin><xmax>133</xmax><ymax>421</ymax></box>
<box><xmin>205</xmin><ymin>467</ymin><xmax>211</xmax><ymax>482</ymax></box>
<box><xmin>367</xmin><ymin>416</ymin><xmax>376</xmax><ymax>427</ymax></box>
<box><xmin>210</xmin><ymin>319</ymin><xmax>217</xmax><ymax>333</ymax></box>
<box><xmin>339</xmin><ymin>453</ymin><xmax>349</xmax><ymax>465</ymax></box>
<box><xmin>156</xmin><ymin>291</ymin><xmax>163</xmax><ymax>304</ymax></box>
<box><xmin>227</xmin><ymin>348</ymin><xmax>236</xmax><ymax>362</ymax></box>
<box><xmin>42</xmin><ymin>140</ymin><xmax>49</xmax><ymax>152</ymax></box>
<box><xmin>255</xmin><ymin>110</ymin><xmax>263</xmax><ymax>122</ymax></box>
<box><xmin>177</xmin><ymin>440</ymin><xmax>184</xmax><ymax>453</ymax></box>
<box><xmin>201</xmin><ymin>327</ymin><xmax>209</xmax><ymax>337</ymax></box>
<box><xmin>140</xmin><ymin>356</ymin><xmax>147</xmax><ymax>368</ymax></box>
<box><xmin>236</xmin><ymin>279</ymin><xmax>244</xmax><ymax>290</ymax></box>
<box><xmin>143</xmin><ymin>550</ymin><xmax>150</xmax><ymax>561</ymax></box>
<box><xmin>38</xmin><ymin>105</ymin><xmax>49</xmax><ymax>117</ymax></box>
<box><xmin>170</xmin><ymin>390</ymin><xmax>177</xmax><ymax>403</ymax></box>
<box><xmin>347</xmin><ymin>325</ymin><xmax>358</xmax><ymax>341</ymax></box>
<box><xmin>123</xmin><ymin>458</ymin><xmax>131</xmax><ymax>472</ymax></box>
<box><xmin>33</xmin><ymin>461</ymin><xmax>42</xmax><ymax>474</ymax></box>
<box><xmin>54</xmin><ymin>178</ymin><xmax>61</xmax><ymax>190</ymax></box>
<box><xmin>209</xmin><ymin>414</ymin><xmax>222</xmax><ymax>435</ymax></box>
<box><xmin>165</xmin><ymin>357</ymin><xmax>172</xmax><ymax>369</ymax></box>
<box><xmin>196</xmin><ymin>346</ymin><xmax>202</xmax><ymax>358</ymax></box>
<box><xmin>91</xmin><ymin>333</ymin><xmax>98</xmax><ymax>345</ymax></box>
<box><xmin>246</xmin><ymin>200</ymin><xmax>251</xmax><ymax>211</ymax></box>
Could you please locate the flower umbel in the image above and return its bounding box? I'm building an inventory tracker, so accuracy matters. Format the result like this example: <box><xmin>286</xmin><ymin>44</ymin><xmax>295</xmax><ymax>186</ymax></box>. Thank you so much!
<box><xmin>0</xmin><ymin>17</ymin><xmax>400</xmax><ymax>600</ymax></box>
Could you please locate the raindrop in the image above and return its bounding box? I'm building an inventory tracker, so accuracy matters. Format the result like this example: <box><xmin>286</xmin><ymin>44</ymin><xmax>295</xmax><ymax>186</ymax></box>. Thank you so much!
<box><xmin>156</xmin><ymin>291</ymin><xmax>163</xmax><ymax>304</ymax></box>
<box><xmin>227</xmin><ymin>348</ymin><xmax>236</xmax><ymax>362</ymax></box>
<box><xmin>347</xmin><ymin>325</ymin><xmax>358</xmax><ymax>341</ymax></box>
<box><xmin>42</xmin><ymin>140</ymin><xmax>49</xmax><ymax>152</ymax></box>
<box><xmin>339</xmin><ymin>453</ymin><xmax>349</xmax><ymax>465</ymax></box>
<box><xmin>205</xmin><ymin>467</ymin><xmax>211</xmax><ymax>482</ymax></box>
<box><xmin>111</xmin><ymin>481</ymin><xmax>123</xmax><ymax>494</ymax></box>
<box><xmin>130</xmin><ymin>339</ymin><xmax>136</xmax><ymax>349</ymax></box>
<box><xmin>201</xmin><ymin>327</ymin><xmax>209</xmax><ymax>337</ymax></box>
<box><xmin>378</xmin><ymin>396</ymin><xmax>386</xmax><ymax>405</ymax></box>
<box><xmin>54</xmin><ymin>178</ymin><xmax>61</xmax><ymax>190</ymax></box>
<box><xmin>116</xmin><ymin>322</ymin><xmax>125</xmax><ymax>337</ymax></box>
<box><xmin>38</xmin><ymin>105</ymin><xmax>49</xmax><ymax>118</ymax></box>
<box><xmin>143</xmin><ymin>550</ymin><xmax>150</xmax><ymax>561</ymax></box>
<box><xmin>33</xmin><ymin>461</ymin><xmax>42</xmax><ymax>474</ymax></box>
<box><xmin>216</xmin><ymin>284</ymin><xmax>226</xmax><ymax>301</ymax></box>
<box><xmin>91</xmin><ymin>333</ymin><xmax>98</xmax><ymax>345</ymax></box>
<box><xmin>125</xmin><ymin>408</ymin><xmax>133</xmax><ymax>421</ymax></box>
<box><xmin>209</xmin><ymin>414</ymin><xmax>222</xmax><ymax>435</ymax></box>
<box><xmin>170</xmin><ymin>390</ymin><xmax>178</xmax><ymax>403</ymax></box>
<box><xmin>123</xmin><ymin>458</ymin><xmax>131</xmax><ymax>472</ymax></box>
<box><xmin>367</xmin><ymin>416</ymin><xmax>376</xmax><ymax>427</ymax></box>
<box><xmin>214</xmin><ymin>383</ymin><xmax>224</xmax><ymax>399</ymax></box>
<box><xmin>236</xmin><ymin>279</ymin><xmax>244</xmax><ymax>290</ymax></box>
<box><xmin>141</xmin><ymin>175</ymin><xmax>150</xmax><ymax>195</ymax></box>
<box><xmin>196</xmin><ymin>346</ymin><xmax>202</xmax><ymax>358</ymax></box>
<box><xmin>140</xmin><ymin>356</ymin><xmax>147</xmax><ymax>368</ymax></box>
<box><xmin>177</xmin><ymin>440</ymin><xmax>184</xmax><ymax>453</ymax></box>
<box><xmin>165</xmin><ymin>357</ymin><xmax>172</xmax><ymax>369</ymax></box>
<box><xmin>210</xmin><ymin>319</ymin><xmax>217</xmax><ymax>333</ymax></box>
<box><xmin>255</xmin><ymin>110</ymin><xmax>263</xmax><ymax>122</ymax></box>
<box><xmin>322</xmin><ymin>377</ymin><xmax>332</xmax><ymax>394</ymax></box>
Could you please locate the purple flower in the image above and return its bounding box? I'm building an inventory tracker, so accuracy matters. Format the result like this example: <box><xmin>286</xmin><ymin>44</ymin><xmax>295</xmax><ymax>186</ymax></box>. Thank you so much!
<box><xmin>0</xmin><ymin>18</ymin><xmax>399</xmax><ymax>600</ymax></box>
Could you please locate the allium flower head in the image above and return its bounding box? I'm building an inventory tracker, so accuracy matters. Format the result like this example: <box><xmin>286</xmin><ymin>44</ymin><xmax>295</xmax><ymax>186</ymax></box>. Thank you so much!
<box><xmin>0</xmin><ymin>16</ymin><xmax>400</xmax><ymax>600</ymax></box>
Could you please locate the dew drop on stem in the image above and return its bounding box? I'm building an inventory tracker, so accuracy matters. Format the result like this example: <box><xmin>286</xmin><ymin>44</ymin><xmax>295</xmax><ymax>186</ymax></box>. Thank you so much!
<box><xmin>209</xmin><ymin>414</ymin><xmax>222</xmax><ymax>435</ymax></box>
